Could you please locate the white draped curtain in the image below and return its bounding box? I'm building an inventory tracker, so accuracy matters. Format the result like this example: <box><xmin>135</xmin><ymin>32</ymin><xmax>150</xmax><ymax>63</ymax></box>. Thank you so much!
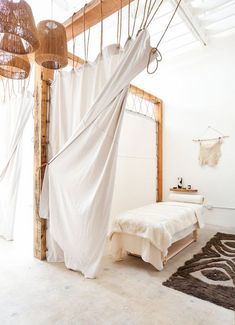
<box><xmin>40</xmin><ymin>30</ymin><xmax>154</xmax><ymax>278</ymax></box>
<box><xmin>0</xmin><ymin>91</ymin><xmax>33</xmax><ymax>240</ymax></box>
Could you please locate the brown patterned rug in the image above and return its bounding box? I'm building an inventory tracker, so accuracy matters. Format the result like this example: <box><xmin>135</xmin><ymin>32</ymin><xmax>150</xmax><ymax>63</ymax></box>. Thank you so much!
<box><xmin>163</xmin><ymin>232</ymin><xmax>235</xmax><ymax>311</ymax></box>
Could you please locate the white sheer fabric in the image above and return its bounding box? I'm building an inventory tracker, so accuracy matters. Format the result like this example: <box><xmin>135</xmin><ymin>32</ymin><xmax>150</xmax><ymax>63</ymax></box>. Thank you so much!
<box><xmin>40</xmin><ymin>30</ymin><xmax>154</xmax><ymax>278</ymax></box>
<box><xmin>0</xmin><ymin>91</ymin><xmax>33</xmax><ymax>240</ymax></box>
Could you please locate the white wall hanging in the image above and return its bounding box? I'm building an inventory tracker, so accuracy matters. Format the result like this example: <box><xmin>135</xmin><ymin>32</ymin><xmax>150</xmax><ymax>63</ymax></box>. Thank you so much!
<box><xmin>193</xmin><ymin>126</ymin><xmax>229</xmax><ymax>167</ymax></box>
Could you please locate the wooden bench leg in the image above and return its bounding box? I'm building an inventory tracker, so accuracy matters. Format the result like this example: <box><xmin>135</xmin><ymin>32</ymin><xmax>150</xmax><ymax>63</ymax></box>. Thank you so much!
<box><xmin>193</xmin><ymin>229</ymin><xmax>198</xmax><ymax>242</ymax></box>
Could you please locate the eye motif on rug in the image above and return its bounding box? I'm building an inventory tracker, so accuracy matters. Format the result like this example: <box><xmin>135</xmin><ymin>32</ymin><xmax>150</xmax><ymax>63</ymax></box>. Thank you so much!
<box><xmin>163</xmin><ymin>232</ymin><xmax>235</xmax><ymax>311</ymax></box>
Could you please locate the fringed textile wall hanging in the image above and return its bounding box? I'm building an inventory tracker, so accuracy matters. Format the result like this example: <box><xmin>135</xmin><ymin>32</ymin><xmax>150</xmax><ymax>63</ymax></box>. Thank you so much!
<box><xmin>193</xmin><ymin>126</ymin><xmax>229</xmax><ymax>167</ymax></box>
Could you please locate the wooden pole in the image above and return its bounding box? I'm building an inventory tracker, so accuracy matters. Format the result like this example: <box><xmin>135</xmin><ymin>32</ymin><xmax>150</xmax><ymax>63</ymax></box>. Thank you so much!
<box><xmin>33</xmin><ymin>66</ymin><xmax>53</xmax><ymax>260</ymax></box>
<box><xmin>64</xmin><ymin>0</ymin><xmax>134</xmax><ymax>41</ymax></box>
<box><xmin>154</xmin><ymin>100</ymin><xmax>163</xmax><ymax>202</ymax></box>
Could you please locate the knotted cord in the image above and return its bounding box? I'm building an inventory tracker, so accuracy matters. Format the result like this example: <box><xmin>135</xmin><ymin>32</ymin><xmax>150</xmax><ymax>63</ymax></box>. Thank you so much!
<box><xmin>155</xmin><ymin>0</ymin><xmax>182</xmax><ymax>49</ymax></box>
<box><xmin>11</xmin><ymin>79</ymin><xmax>16</xmax><ymax>97</ymax></box>
<box><xmin>143</xmin><ymin>0</ymin><xmax>153</xmax><ymax>29</ymax></box>
<box><xmin>138</xmin><ymin>0</ymin><xmax>149</xmax><ymax>32</ymax></box>
<box><xmin>1</xmin><ymin>78</ymin><xmax>6</xmax><ymax>102</ymax></box>
<box><xmin>117</xmin><ymin>10</ymin><xmax>120</xmax><ymax>44</ymax></box>
<box><xmin>145</xmin><ymin>0</ymin><xmax>164</xmax><ymax>29</ymax></box>
<box><xmin>117</xmin><ymin>0</ymin><xmax>123</xmax><ymax>47</ymax></box>
<box><xmin>100</xmin><ymin>0</ymin><xmax>103</xmax><ymax>54</ymax></box>
<box><xmin>147</xmin><ymin>0</ymin><xmax>182</xmax><ymax>74</ymax></box>
<box><xmin>127</xmin><ymin>0</ymin><xmax>131</xmax><ymax>39</ymax></box>
<box><xmin>83</xmin><ymin>4</ymin><xmax>88</xmax><ymax>62</ymax></box>
<box><xmin>131</xmin><ymin>0</ymin><xmax>139</xmax><ymax>37</ymax></box>
<box><xmin>86</xmin><ymin>28</ymin><xmax>90</xmax><ymax>61</ymax></box>
<box><xmin>72</xmin><ymin>12</ymin><xmax>76</xmax><ymax>69</ymax></box>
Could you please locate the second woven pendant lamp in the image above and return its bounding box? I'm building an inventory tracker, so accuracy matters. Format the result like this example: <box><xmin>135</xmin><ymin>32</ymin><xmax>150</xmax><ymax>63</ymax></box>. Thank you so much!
<box><xmin>35</xmin><ymin>20</ymin><xmax>68</xmax><ymax>70</ymax></box>
<box><xmin>0</xmin><ymin>0</ymin><xmax>39</xmax><ymax>54</ymax></box>
<box><xmin>0</xmin><ymin>34</ymin><xmax>30</xmax><ymax>79</ymax></box>
<box><xmin>0</xmin><ymin>51</ymin><xmax>30</xmax><ymax>79</ymax></box>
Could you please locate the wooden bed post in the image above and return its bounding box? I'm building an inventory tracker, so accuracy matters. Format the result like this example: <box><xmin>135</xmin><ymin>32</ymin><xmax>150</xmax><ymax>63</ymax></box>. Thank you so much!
<box><xmin>33</xmin><ymin>65</ymin><xmax>53</xmax><ymax>260</ymax></box>
<box><xmin>155</xmin><ymin>100</ymin><xmax>163</xmax><ymax>202</ymax></box>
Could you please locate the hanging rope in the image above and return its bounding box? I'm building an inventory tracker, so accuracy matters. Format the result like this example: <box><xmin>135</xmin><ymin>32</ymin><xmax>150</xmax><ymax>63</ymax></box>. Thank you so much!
<box><xmin>51</xmin><ymin>0</ymin><xmax>54</xmax><ymax>20</ymax></box>
<box><xmin>143</xmin><ymin>0</ymin><xmax>152</xmax><ymax>29</ymax></box>
<box><xmin>117</xmin><ymin>9</ymin><xmax>120</xmax><ymax>45</ymax></box>
<box><xmin>119</xmin><ymin>0</ymin><xmax>123</xmax><ymax>45</ymax></box>
<box><xmin>138</xmin><ymin>0</ymin><xmax>149</xmax><ymax>33</ymax></box>
<box><xmin>7</xmin><ymin>78</ymin><xmax>11</xmax><ymax>100</ymax></box>
<box><xmin>26</xmin><ymin>66</ymin><xmax>32</xmax><ymax>90</ymax></box>
<box><xmin>86</xmin><ymin>28</ymin><xmax>90</xmax><ymax>62</ymax></box>
<box><xmin>83</xmin><ymin>4</ymin><xmax>88</xmax><ymax>62</ymax></box>
<box><xmin>131</xmin><ymin>0</ymin><xmax>139</xmax><ymax>37</ymax></box>
<box><xmin>20</xmin><ymin>79</ymin><xmax>23</xmax><ymax>95</ymax></box>
<box><xmin>100</xmin><ymin>0</ymin><xmax>103</xmax><ymax>54</ymax></box>
<box><xmin>72</xmin><ymin>12</ymin><xmax>76</xmax><ymax>69</ymax></box>
<box><xmin>127</xmin><ymin>0</ymin><xmax>131</xmax><ymax>39</ymax></box>
<box><xmin>11</xmin><ymin>79</ymin><xmax>16</xmax><ymax>97</ymax></box>
<box><xmin>145</xmin><ymin>0</ymin><xmax>164</xmax><ymax>28</ymax></box>
<box><xmin>147</xmin><ymin>0</ymin><xmax>182</xmax><ymax>74</ymax></box>
<box><xmin>46</xmin><ymin>79</ymin><xmax>52</xmax><ymax>156</ymax></box>
<box><xmin>156</xmin><ymin>0</ymin><xmax>182</xmax><ymax>49</ymax></box>
<box><xmin>1</xmin><ymin>78</ymin><xmax>5</xmax><ymax>102</ymax></box>
<box><xmin>17</xmin><ymin>78</ymin><xmax>20</xmax><ymax>94</ymax></box>
<box><xmin>117</xmin><ymin>0</ymin><xmax>123</xmax><ymax>47</ymax></box>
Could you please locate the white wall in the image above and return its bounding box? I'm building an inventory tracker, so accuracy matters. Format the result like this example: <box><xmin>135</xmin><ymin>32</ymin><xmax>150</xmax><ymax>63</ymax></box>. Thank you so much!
<box><xmin>111</xmin><ymin>111</ymin><xmax>157</xmax><ymax>218</ymax></box>
<box><xmin>133</xmin><ymin>34</ymin><xmax>235</xmax><ymax>228</ymax></box>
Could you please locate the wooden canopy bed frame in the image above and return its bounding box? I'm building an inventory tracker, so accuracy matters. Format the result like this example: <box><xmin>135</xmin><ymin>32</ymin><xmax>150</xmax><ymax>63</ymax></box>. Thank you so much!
<box><xmin>33</xmin><ymin>0</ymin><xmax>198</xmax><ymax>269</ymax></box>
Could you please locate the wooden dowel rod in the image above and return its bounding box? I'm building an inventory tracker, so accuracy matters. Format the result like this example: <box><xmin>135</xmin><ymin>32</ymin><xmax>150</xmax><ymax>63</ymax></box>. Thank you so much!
<box><xmin>64</xmin><ymin>0</ymin><xmax>135</xmax><ymax>41</ymax></box>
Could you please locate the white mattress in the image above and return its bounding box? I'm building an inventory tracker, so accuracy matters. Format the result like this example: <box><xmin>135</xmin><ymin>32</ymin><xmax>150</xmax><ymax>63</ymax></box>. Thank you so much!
<box><xmin>109</xmin><ymin>201</ymin><xmax>203</xmax><ymax>270</ymax></box>
<box><xmin>172</xmin><ymin>223</ymin><xmax>197</xmax><ymax>242</ymax></box>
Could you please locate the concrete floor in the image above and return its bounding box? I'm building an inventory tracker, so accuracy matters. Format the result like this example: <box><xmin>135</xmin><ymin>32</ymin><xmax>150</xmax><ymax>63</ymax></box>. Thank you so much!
<box><xmin>1</xmin><ymin>225</ymin><xmax>235</xmax><ymax>325</ymax></box>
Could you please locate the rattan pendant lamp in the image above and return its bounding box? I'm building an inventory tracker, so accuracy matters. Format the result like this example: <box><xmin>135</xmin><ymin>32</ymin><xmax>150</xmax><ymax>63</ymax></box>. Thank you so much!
<box><xmin>35</xmin><ymin>20</ymin><xmax>68</xmax><ymax>70</ymax></box>
<box><xmin>0</xmin><ymin>0</ymin><xmax>39</xmax><ymax>54</ymax></box>
<box><xmin>0</xmin><ymin>33</ymin><xmax>30</xmax><ymax>79</ymax></box>
<box><xmin>35</xmin><ymin>0</ymin><xmax>68</xmax><ymax>70</ymax></box>
<box><xmin>0</xmin><ymin>51</ymin><xmax>30</xmax><ymax>79</ymax></box>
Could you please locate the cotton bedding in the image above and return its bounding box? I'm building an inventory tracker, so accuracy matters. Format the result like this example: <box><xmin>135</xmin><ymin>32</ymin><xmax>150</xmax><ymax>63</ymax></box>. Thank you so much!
<box><xmin>109</xmin><ymin>201</ymin><xmax>203</xmax><ymax>270</ymax></box>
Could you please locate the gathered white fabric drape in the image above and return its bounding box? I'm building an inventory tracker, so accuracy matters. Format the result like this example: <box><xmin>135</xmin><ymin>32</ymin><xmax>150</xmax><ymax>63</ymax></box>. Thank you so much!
<box><xmin>40</xmin><ymin>30</ymin><xmax>154</xmax><ymax>278</ymax></box>
<box><xmin>0</xmin><ymin>91</ymin><xmax>33</xmax><ymax>240</ymax></box>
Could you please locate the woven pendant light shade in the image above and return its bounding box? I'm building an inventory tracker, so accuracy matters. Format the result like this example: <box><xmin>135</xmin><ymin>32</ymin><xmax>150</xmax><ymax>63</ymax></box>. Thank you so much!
<box><xmin>35</xmin><ymin>20</ymin><xmax>68</xmax><ymax>70</ymax></box>
<box><xmin>0</xmin><ymin>51</ymin><xmax>30</xmax><ymax>79</ymax></box>
<box><xmin>0</xmin><ymin>0</ymin><xmax>39</xmax><ymax>55</ymax></box>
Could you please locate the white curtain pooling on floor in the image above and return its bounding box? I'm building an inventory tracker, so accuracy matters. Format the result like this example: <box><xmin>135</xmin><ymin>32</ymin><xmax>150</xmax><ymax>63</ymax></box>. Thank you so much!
<box><xmin>40</xmin><ymin>30</ymin><xmax>154</xmax><ymax>278</ymax></box>
<box><xmin>0</xmin><ymin>91</ymin><xmax>33</xmax><ymax>240</ymax></box>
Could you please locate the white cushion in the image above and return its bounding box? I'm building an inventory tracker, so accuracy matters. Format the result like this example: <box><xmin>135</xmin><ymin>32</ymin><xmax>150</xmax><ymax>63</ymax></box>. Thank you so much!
<box><xmin>169</xmin><ymin>193</ymin><xmax>204</xmax><ymax>204</ymax></box>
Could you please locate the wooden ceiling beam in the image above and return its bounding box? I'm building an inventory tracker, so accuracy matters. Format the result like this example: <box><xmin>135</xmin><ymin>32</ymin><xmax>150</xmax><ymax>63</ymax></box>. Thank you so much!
<box><xmin>63</xmin><ymin>0</ymin><xmax>135</xmax><ymax>41</ymax></box>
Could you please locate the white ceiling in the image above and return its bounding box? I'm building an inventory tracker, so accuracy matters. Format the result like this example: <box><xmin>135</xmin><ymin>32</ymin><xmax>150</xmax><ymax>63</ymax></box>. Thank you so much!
<box><xmin>27</xmin><ymin>0</ymin><xmax>235</xmax><ymax>59</ymax></box>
